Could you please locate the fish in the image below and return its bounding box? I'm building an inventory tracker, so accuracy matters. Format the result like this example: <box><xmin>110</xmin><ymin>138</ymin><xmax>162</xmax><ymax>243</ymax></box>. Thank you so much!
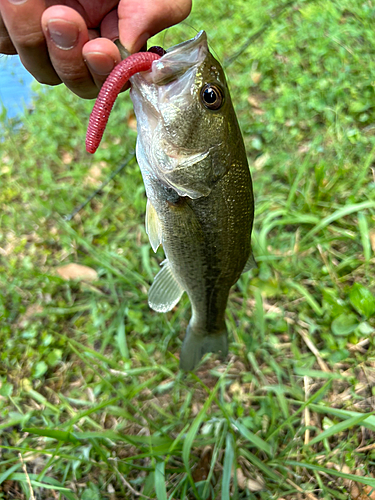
<box><xmin>128</xmin><ymin>31</ymin><xmax>255</xmax><ymax>370</ymax></box>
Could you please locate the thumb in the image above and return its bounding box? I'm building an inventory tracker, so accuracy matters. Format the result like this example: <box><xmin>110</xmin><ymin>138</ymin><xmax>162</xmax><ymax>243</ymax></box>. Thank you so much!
<box><xmin>118</xmin><ymin>0</ymin><xmax>192</xmax><ymax>53</ymax></box>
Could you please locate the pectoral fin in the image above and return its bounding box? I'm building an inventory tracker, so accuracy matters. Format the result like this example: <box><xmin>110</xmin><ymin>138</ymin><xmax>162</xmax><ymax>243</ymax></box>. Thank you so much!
<box><xmin>146</xmin><ymin>199</ymin><xmax>162</xmax><ymax>252</ymax></box>
<box><xmin>148</xmin><ymin>259</ymin><xmax>184</xmax><ymax>312</ymax></box>
<box><xmin>242</xmin><ymin>250</ymin><xmax>257</xmax><ymax>273</ymax></box>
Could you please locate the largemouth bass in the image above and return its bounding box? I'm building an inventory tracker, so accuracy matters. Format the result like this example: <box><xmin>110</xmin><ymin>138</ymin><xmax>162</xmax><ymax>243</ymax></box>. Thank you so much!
<box><xmin>129</xmin><ymin>31</ymin><xmax>255</xmax><ymax>370</ymax></box>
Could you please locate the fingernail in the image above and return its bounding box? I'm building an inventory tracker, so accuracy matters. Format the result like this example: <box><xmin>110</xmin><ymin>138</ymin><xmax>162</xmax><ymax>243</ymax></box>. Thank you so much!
<box><xmin>114</xmin><ymin>39</ymin><xmax>130</xmax><ymax>60</ymax></box>
<box><xmin>85</xmin><ymin>52</ymin><xmax>115</xmax><ymax>76</ymax></box>
<box><xmin>7</xmin><ymin>0</ymin><xmax>28</xmax><ymax>4</ymax></box>
<box><xmin>47</xmin><ymin>19</ymin><xmax>78</xmax><ymax>50</ymax></box>
<box><xmin>137</xmin><ymin>32</ymin><xmax>150</xmax><ymax>52</ymax></box>
<box><xmin>123</xmin><ymin>32</ymin><xmax>150</xmax><ymax>54</ymax></box>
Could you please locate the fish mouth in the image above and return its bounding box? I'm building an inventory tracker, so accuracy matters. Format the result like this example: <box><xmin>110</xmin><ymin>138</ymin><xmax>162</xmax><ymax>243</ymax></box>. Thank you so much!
<box><xmin>129</xmin><ymin>30</ymin><xmax>209</xmax><ymax>141</ymax></box>
<box><xmin>130</xmin><ymin>31</ymin><xmax>208</xmax><ymax>92</ymax></box>
<box><xmin>150</xmin><ymin>30</ymin><xmax>208</xmax><ymax>85</ymax></box>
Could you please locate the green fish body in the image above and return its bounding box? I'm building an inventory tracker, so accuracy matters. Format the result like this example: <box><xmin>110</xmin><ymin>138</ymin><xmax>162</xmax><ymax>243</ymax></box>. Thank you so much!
<box><xmin>130</xmin><ymin>31</ymin><xmax>254</xmax><ymax>370</ymax></box>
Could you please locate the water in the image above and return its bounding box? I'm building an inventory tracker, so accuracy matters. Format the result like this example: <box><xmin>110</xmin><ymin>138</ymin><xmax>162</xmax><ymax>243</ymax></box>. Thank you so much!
<box><xmin>0</xmin><ymin>55</ymin><xmax>35</xmax><ymax>119</ymax></box>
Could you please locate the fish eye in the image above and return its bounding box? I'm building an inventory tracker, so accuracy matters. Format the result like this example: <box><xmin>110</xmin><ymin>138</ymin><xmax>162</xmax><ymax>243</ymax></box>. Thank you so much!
<box><xmin>200</xmin><ymin>84</ymin><xmax>224</xmax><ymax>110</ymax></box>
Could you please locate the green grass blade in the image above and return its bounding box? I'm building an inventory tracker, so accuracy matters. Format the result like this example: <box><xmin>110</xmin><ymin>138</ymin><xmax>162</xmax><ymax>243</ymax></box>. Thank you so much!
<box><xmin>293</xmin><ymin>368</ymin><xmax>344</xmax><ymax>379</ymax></box>
<box><xmin>253</xmin><ymin>287</ymin><xmax>266</xmax><ymax>339</ymax></box>
<box><xmin>0</xmin><ymin>415</ymin><xmax>30</xmax><ymax>432</ymax></box>
<box><xmin>298</xmin><ymin>403</ymin><xmax>375</xmax><ymax>432</ymax></box>
<box><xmin>232</xmin><ymin>419</ymin><xmax>272</xmax><ymax>456</ymax></box>
<box><xmin>202</xmin><ymin>422</ymin><xmax>227</xmax><ymax>499</ymax></box>
<box><xmin>0</xmin><ymin>444</ymin><xmax>95</xmax><ymax>463</ymax></box>
<box><xmin>23</xmin><ymin>428</ymin><xmax>80</xmax><ymax>444</ymax></box>
<box><xmin>352</xmin><ymin>143</ymin><xmax>375</xmax><ymax>195</ymax></box>
<box><xmin>222</xmin><ymin>432</ymin><xmax>235</xmax><ymax>500</ymax></box>
<box><xmin>52</xmin><ymin>331</ymin><xmax>122</xmax><ymax>369</ymax></box>
<box><xmin>239</xmin><ymin>448</ymin><xmax>280</xmax><ymax>482</ymax></box>
<box><xmin>358</xmin><ymin>212</ymin><xmax>371</xmax><ymax>262</ymax></box>
<box><xmin>24</xmin><ymin>389</ymin><xmax>60</xmax><ymax>413</ymax></box>
<box><xmin>287</xmin><ymin>280</ymin><xmax>323</xmax><ymax>316</ymax></box>
<box><xmin>285</xmin><ymin>153</ymin><xmax>311</xmax><ymax>210</ymax></box>
<box><xmin>116</xmin><ymin>315</ymin><xmax>129</xmax><ymax>360</ymax></box>
<box><xmin>9</xmin><ymin>473</ymin><xmax>75</xmax><ymax>494</ymax></box>
<box><xmin>182</xmin><ymin>377</ymin><xmax>221</xmax><ymax>496</ymax></box>
<box><xmin>266</xmin><ymin>380</ymin><xmax>332</xmax><ymax>441</ymax></box>
<box><xmin>306</xmin><ymin>412</ymin><xmax>373</xmax><ymax>447</ymax></box>
<box><xmin>0</xmin><ymin>463</ymin><xmax>22</xmax><ymax>484</ymax></box>
<box><xmin>301</xmin><ymin>200</ymin><xmax>375</xmax><ymax>243</ymax></box>
<box><xmin>286</xmin><ymin>461</ymin><xmax>375</xmax><ymax>487</ymax></box>
<box><xmin>62</xmin><ymin>397</ymin><xmax>121</xmax><ymax>429</ymax></box>
<box><xmin>155</xmin><ymin>461</ymin><xmax>167</xmax><ymax>500</ymax></box>
<box><xmin>74</xmin><ymin>431</ymin><xmax>172</xmax><ymax>447</ymax></box>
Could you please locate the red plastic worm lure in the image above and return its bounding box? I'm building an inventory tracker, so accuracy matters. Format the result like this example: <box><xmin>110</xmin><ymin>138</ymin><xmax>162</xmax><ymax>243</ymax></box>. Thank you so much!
<box><xmin>86</xmin><ymin>50</ymin><xmax>162</xmax><ymax>154</ymax></box>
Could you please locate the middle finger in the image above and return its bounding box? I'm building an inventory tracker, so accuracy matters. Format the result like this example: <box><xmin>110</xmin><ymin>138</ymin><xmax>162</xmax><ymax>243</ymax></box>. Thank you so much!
<box><xmin>42</xmin><ymin>5</ymin><xmax>99</xmax><ymax>98</ymax></box>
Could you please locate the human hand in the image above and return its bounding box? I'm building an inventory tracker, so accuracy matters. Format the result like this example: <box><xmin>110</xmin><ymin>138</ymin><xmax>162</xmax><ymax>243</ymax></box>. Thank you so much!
<box><xmin>0</xmin><ymin>0</ymin><xmax>191</xmax><ymax>98</ymax></box>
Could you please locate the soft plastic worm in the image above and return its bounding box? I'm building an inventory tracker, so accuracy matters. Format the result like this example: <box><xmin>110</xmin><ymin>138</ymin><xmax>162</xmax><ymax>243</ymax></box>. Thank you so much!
<box><xmin>86</xmin><ymin>51</ymin><xmax>162</xmax><ymax>154</ymax></box>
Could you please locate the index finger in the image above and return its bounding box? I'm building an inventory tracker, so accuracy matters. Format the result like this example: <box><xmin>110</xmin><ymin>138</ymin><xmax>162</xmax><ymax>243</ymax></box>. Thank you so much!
<box><xmin>0</xmin><ymin>0</ymin><xmax>61</xmax><ymax>84</ymax></box>
<box><xmin>0</xmin><ymin>13</ymin><xmax>16</xmax><ymax>54</ymax></box>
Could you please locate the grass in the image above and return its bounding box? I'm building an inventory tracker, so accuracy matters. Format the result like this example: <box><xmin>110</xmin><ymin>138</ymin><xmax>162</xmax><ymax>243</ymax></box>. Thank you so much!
<box><xmin>1</xmin><ymin>0</ymin><xmax>375</xmax><ymax>498</ymax></box>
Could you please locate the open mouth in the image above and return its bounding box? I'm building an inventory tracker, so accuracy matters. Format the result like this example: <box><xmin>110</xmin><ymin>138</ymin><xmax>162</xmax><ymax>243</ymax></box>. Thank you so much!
<box><xmin>150</xmin><ymin>30</ymin><xmax>208</xmax><ymax>85</ymax></box>
<box><xmin>86</xmin><ymin>31</ymin><xmax>208</xmax><ymax>154</ymax></box>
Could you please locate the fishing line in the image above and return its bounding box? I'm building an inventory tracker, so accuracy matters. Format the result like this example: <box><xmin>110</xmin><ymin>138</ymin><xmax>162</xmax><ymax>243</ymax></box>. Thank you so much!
<box><xmin>62</xmin><ymin>153</ymin><xmax>136</xmax><ymax>222</ymax></box>
<box><xmin>224</xmin><ymin>0</ymin><xmax>295</xmax><ymax>67</ymax></box>
<box><xmin>157</xmin><ymin>21</ymin><xmax>200</xmax><ymax>53</ymax></box>
<box><xmin>179</xmin><ymin>21</ymin><xmax>199</xmax><ymax>35</ymax></box>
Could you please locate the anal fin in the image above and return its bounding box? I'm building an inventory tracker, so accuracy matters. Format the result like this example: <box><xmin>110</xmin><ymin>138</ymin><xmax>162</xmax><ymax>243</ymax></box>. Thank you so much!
<box><xmin>148</xmin><ymin>260</ymin><xmax>184</xmax><ymax>313</ymax></box>
<box><xmin>242</xmin><ymin>250</ymin><xmax>257</xmax><ymax>273</ymax></box>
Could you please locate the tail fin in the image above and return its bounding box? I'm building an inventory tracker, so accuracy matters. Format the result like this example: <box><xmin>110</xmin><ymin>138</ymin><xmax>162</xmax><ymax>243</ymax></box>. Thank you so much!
<box><xmin>179</xmin><ymin>325</ymin><xmax>228</xmax><ymax>371</ymax></box>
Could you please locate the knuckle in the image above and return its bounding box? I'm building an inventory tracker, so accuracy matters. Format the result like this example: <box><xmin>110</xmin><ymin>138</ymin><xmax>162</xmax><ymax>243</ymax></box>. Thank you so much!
<box><xmin>70</xmin><ymin>85</ymin><xmax>98</xmax><ymax>99</ymax></box>
<box><xmin>56</xmin><ymin>65</ymin><xmax>98</xmax><ymax>98</ymax></box>
<box><xmin>34</xmin><ymin>74</ymin><xmax>61</xmax><ymax>86</ymax></box>
<box><xmin>14</xmin><ymin>31</ymin><xmax>45</xmax><ymax>51</ymax></box>
<box><xmin>0</xmin><ymin>37</ymin><xmax>17</xmax><ymax>54</ymax></box>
